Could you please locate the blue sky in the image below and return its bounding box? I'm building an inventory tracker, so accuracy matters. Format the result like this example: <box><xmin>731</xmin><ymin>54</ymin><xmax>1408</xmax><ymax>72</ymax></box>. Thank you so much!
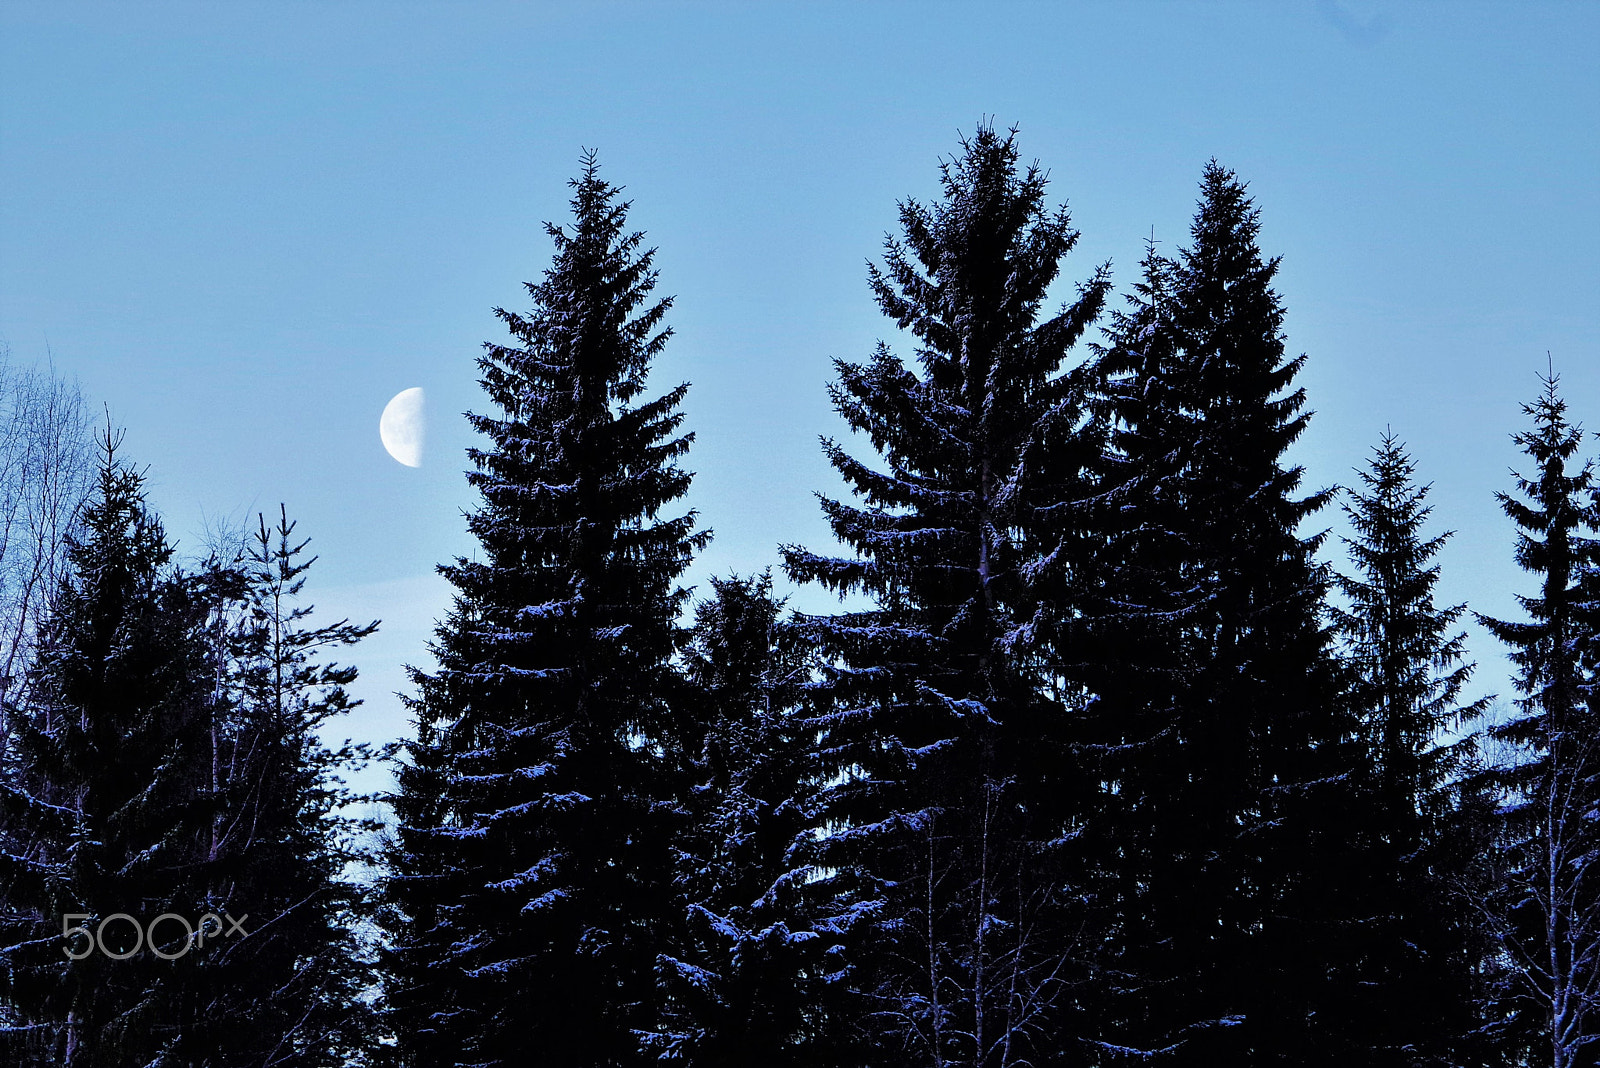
<box><xmin>2</xmin><ymin>1</ymin><xmax>1596</xmax><ymax>780</ymax></box>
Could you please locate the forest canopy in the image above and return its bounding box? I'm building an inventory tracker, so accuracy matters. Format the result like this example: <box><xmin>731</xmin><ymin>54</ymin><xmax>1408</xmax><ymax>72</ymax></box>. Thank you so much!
<box><xmin>2</xmin><ymin>125</ymin><xmax>1596</xmax><ymax>1068</ymax></box>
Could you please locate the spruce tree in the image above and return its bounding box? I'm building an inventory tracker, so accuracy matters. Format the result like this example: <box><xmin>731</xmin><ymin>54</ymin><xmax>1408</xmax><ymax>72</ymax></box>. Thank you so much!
<box><xmin>1082</xmin><ymin>163</ymin><xmax>1354</xmax><ymax>1065</ymax></box>
<box><xmin>1071</xmin><ymin>238</ymin><xmax>1202</xmax><ymax>1060</ymax></box>
<box><xmin>0</xmin><ymin>430</ymin><xmax>229</xmax><ymax>1066</ymax></box>
<box><xmin>178</xmin><ymin>505</ymin><xmax>385</xmax><ymax>1067</ymax></box>
<box><xmin>649</xmin><ymin>572</ymin><xmax>829</xmax><ymax>1065</ymax></box>
<box><xmin>1332</xmin><ymin>432</ymin><xmax>1494</xmax><ymax>1066</ymax></box>
<box><xmin>781</xmin><ymin>123</ymin><xmax>1110</xmax><ymax>1066</ymax></box>
<box><xmin>1476</xmin><ymin>372</ymin><xmax>1600</xmax><ymax>1068</ymax></box>
<box><xmin>379</xmin><ymin>154</ymin><xmax>707</xmax><ymax>1067</ymax></box>
<box><xmin>0</xmin><ymin>436</ymin><xmax>382</xmax><ymax>1068</ymax></box>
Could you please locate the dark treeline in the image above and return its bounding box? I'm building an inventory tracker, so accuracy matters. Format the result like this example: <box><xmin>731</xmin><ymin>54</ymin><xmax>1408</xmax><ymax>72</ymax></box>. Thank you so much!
<box><xmin>1</xmin><ymin>126</ymin><xmax>1597</xmax><ymax>1066</ymax></box>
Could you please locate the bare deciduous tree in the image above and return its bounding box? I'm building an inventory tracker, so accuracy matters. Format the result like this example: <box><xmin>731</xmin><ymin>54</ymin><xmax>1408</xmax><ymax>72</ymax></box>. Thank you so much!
<box><xmin>0</xmin><ymin>347</ymin><xmax>92</xmax><ymax>742</ymax></box>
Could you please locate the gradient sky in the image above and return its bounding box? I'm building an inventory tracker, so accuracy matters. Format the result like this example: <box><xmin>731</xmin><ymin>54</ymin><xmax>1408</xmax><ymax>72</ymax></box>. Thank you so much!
<box><xmin>2</xmin><ymin>1</ymin><xmax>1596</xmax><ymax>790</ymax></box>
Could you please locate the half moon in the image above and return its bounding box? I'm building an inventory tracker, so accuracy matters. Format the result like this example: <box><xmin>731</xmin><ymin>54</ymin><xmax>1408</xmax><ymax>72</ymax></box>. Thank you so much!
<box><xmin>380</xmin><ymin>387</ymin><xmax>426</xmax><ymax>467</ymax></box>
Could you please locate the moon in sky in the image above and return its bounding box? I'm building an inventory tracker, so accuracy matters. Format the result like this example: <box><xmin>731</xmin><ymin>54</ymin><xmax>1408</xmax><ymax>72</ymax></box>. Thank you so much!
<box><xmin>379</xmin><ymin>387</ymin><xmax>426</xmax><ymax>467</ymax></box>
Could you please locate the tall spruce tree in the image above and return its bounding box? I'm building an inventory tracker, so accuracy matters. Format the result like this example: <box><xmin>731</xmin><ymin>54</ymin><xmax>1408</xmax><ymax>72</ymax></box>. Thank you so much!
<box><xmin>380</xmin><ymin>154</ymin><xmax>707</xmax><ymax>1067</ymax></box>
<box><xmin>781</xmin><ymin>123</ymin><xmax>1110</xmax><ymax>1066</ymax></box>
<box><xmin>1332</xmin><ymin>432</ymin><xmax>1495</xmax><ymax>1066</ymax></box>
<box><xmin>1071</xmin><ymin>237</ymin><xmax>1202</xmax><ymax>1061</ymax></box>
<box><xmin>1082</xmin><ymin>163</ymin><xmax>1355</xmax><ymax>1065</ymax></box>
<box><xmin>1476</xmin><ymin>372</ymin><xmax>1600</xmax><ymax>1068</ymax></box>
<box><xmin>0</xmin><ymin>430</ymin><xmax>229</xmax><ymax>1066</ymax></box>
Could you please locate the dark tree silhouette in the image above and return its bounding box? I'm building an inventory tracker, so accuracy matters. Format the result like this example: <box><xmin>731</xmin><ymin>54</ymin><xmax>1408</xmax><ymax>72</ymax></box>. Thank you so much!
<box><xmin>1080</xmin><ymin>163</ymin><xmax>1355</xmax><ymax>1066</ymax></box>
<box><xmin>379</xmin><ymin>153</ymin><xmax>707</xmax><ymax>1068</ymax></box>
<box><xmin>1476</xmin><ymin>372</ymin><xmax>1600</xmax><ymax>1068</ymax></box>
<box><xmin>782</xmin><ymin>123</ymin><xmax>1110</xmax><ymax>1067</ymax></box>
<box><xmin>0</xmin><ymin>427</ymin><xmax>383</xmax><ymax>1067</ymax></box>
<box><xmin>185</xmin><ymin>506</ymin><xmax>385</xmax><ymax>1067</ymax></box>
<box><xmin>0</xmin><ymin>430</ymin><xmax>233</xmax><ymax>1066</ymax></box>
<box><xmin>648</xmin><ymin>571</ymin><xmax>831</xmax><ymax>1064</ymax></box>
<box><xmin>1333</xmin><ymin>432</ymin><xmax>1496</xmax><ymax>1066</ymax></box>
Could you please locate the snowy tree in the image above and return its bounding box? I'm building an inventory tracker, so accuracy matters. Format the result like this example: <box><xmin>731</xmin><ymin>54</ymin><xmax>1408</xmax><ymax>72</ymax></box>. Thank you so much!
<box><xmin>0</xmin><ymin>430</ymin><xmax>381</xmax><ymax>1067</ymax></box>
<box><xmin>0</xmin><ymin>429</ymin><xmax>231</xmax><ymax>1066</ymax></box>
<box><xmin>647</xmin><ymin>572</ymin><xmax>835</xmax><ymax>1065</ymax></box>
<box><xmin>1476</xmin><ymin>372</ymin><xmax>1600</xmax><ymax>1068</ymax></box>
<box><xmin>378</xmin><ymin>153</ymin><xmax>707</xmax><ymax>1067</ymax></box>
<box><xmin>781</xmin><ymin>123</ymin><xmax>1110</xmax><ymax>1066</ymax></box>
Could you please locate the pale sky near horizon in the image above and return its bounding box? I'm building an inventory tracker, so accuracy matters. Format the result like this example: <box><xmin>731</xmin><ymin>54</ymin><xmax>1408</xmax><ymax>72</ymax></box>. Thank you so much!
<box><xmin>2</xmin><ymin>1</ymin><xmax>1596</xmax><ymax>792</ymax></box>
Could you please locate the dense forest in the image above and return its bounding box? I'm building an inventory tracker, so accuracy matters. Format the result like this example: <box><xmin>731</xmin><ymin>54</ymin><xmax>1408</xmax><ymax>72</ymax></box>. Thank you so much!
<box><xmin>2</xmin><ymin>126</ymin><xmax>1597</xmax><ymax>1067</ymax></box>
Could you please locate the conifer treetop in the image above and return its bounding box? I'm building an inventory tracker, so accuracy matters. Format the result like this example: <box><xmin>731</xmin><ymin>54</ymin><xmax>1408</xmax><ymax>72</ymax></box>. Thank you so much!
<box><xmin>1477</xmin><ymin>369</ymin><xmax>1599</xmax><ymax>745</ymax></box>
